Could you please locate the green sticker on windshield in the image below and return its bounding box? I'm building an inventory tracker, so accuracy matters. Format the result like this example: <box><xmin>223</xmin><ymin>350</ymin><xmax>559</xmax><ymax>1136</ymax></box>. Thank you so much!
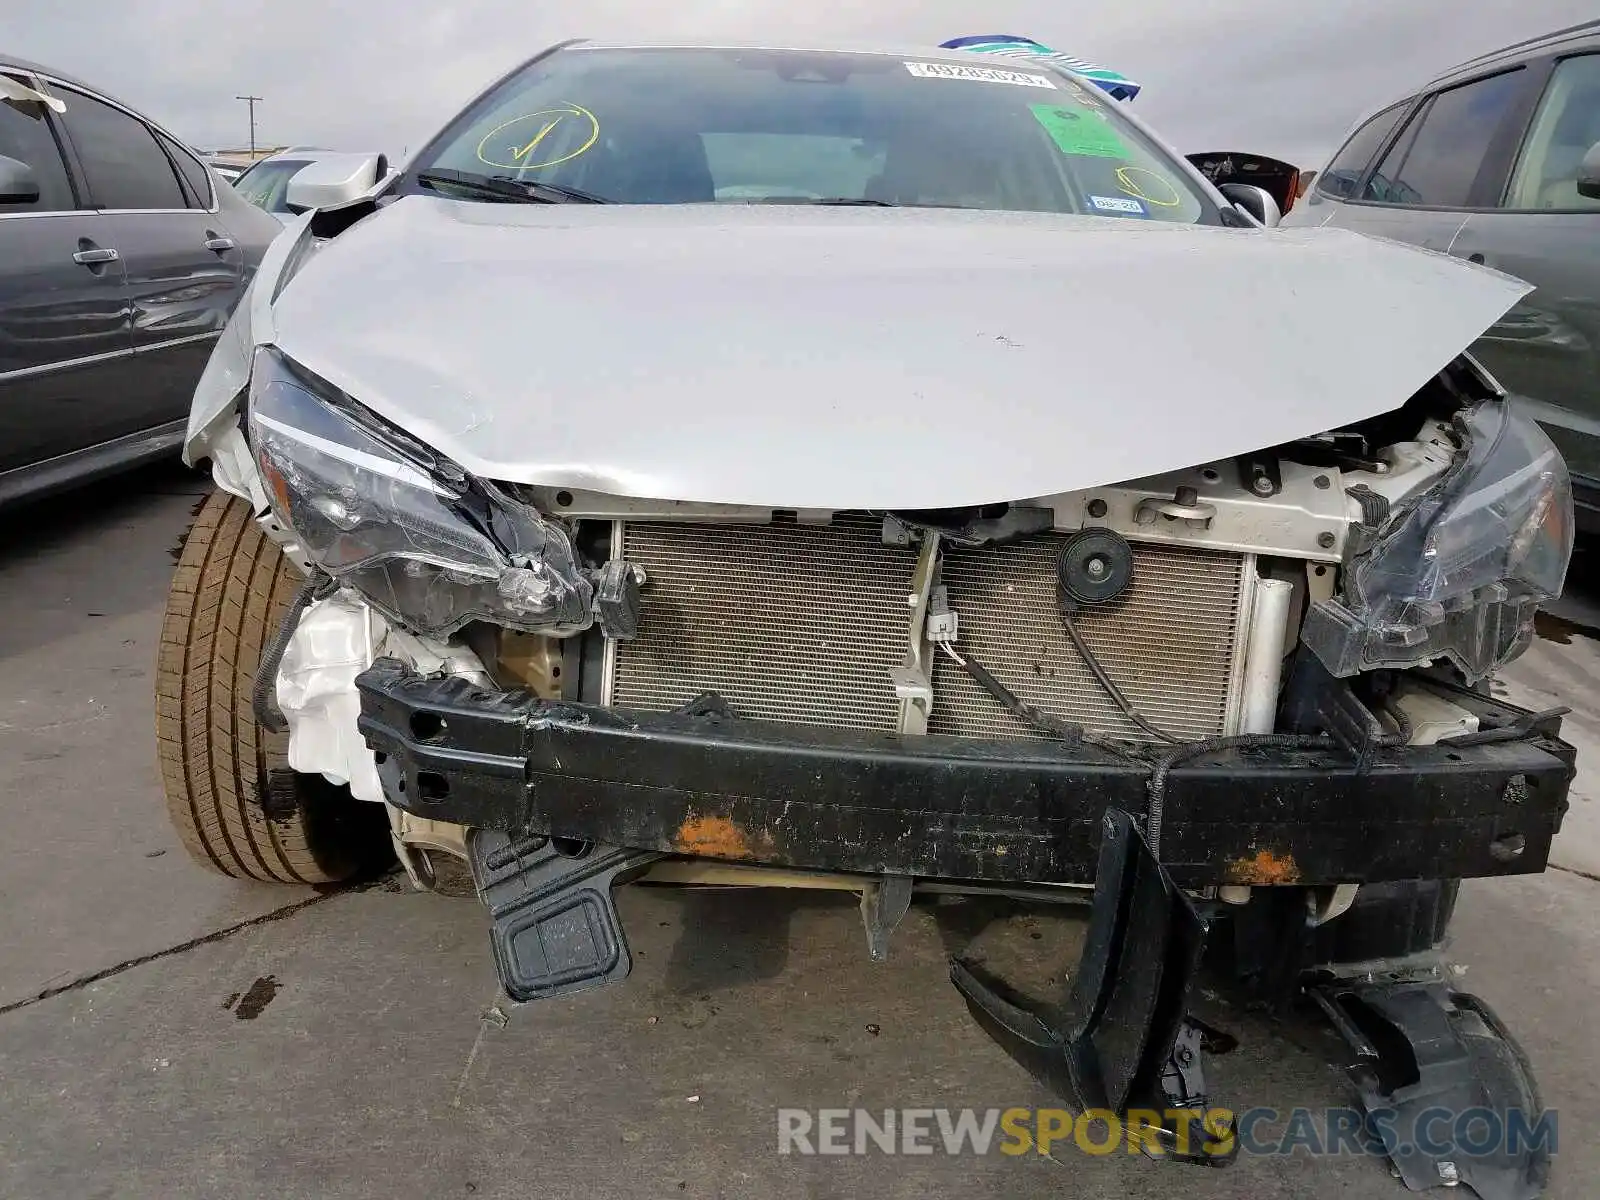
<box><xmin>1030</xmin><ymin>103</ymin><xmax>1130</xmax><ymax>159</ymax></box>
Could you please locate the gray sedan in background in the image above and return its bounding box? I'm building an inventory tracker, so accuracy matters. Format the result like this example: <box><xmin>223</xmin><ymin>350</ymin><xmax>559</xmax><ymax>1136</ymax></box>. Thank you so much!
<box><xmin>1286</xmin><ymin>18</ymin><xmax>1600</xmax><ymax>531</ymax></box>
<box><xmin>0</xmin><ymin>55</ymin><xmax>284</xmax><ymax>506</ymax></box>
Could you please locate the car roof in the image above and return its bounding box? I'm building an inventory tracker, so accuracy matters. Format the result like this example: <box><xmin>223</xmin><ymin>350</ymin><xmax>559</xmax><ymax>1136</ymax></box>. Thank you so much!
<box><xmin>251</xmin><ymin>148</ymin><xmax>382</xmax><ymax>165</ymax></box>
<box><xmin>566</xmin><ymin>37</ymin><xmax>1088</xmax><ymax>68</ymax></box>
<box><xmin>4</xmin><ymin>53</ymin><xmax>217</xmax><ymax>173</ymax></box>
<box><xmin>0</xmin><ymin>54</ymin><xmax>131</xmax><ymax>106</ymax></box>
<box><xmin>1320</xmin><ymin>18</ymin><xmax>1600</xmax><ymax>157</ymax></box>
<box><xmin>1</xmin><ymin>53</ymin><xmax>88</xmax><ymax>86</ymax></box>
<box><xmin>1429</xmin><ymin>18</ymin><xmax>1600</xmax><ymax>89</ymax></box>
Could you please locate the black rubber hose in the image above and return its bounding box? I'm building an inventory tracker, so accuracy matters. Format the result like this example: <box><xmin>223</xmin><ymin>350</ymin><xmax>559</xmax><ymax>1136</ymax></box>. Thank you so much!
<box><xmin>1052</xmin><ymin>537</ymin><xmax>1178</xmax><ymax>745</ymax></box>
<box><xmin>252</xmin><ymin>569</ymin><xmax>337</xmax><ymax>734</ymax></box>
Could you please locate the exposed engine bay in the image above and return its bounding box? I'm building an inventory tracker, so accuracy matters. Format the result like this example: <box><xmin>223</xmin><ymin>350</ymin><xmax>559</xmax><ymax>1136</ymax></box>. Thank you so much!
<box><xmin>254</xmin><ymin>353</ymin><xmax>1570</xmax><ymax>809</ymax></box>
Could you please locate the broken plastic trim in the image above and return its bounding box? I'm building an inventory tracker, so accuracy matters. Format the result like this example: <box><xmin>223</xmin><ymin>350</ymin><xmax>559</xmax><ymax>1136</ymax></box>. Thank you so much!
<box><xmin>466</xmin><ymin>827</ymin><xmax>664</xmax><ymax>1001</ymax></box>
<box><xmin>950</xmin><ymin>809</ymin><xmax>1237</xmax><ymax>1167</ymax></box>
<box><xmin>1311</xmin><ymin>980</ymin><xmax>1551</xmax><ymax>1200</ymax></box>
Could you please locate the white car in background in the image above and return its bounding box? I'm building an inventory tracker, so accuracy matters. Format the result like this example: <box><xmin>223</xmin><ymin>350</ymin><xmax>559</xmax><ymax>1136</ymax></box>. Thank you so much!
<box><xmin>232</xmin><ymin>147</ymin><xmax>394</xmax><ymax>222</ymax></box>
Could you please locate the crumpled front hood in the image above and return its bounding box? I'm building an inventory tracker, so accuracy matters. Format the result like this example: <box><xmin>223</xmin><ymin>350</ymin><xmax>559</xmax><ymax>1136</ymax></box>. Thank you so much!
<box><xmin>265</xmin><ymin>196</ymin><xmax>1530</xmax><ymax>509</ymax></box>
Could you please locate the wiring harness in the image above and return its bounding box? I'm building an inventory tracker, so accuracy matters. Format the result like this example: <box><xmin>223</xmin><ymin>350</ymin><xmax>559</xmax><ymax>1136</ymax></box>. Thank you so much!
<box><xmin>930</xmin><ymin>530</ymin><xmax>1333</xmax><ymax>855</ymax></box>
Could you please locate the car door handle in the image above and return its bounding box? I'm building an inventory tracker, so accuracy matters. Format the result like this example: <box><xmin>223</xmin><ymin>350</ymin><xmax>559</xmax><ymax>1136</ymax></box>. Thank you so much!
<box><xmin>72</xmin><ymin>247</ymin><xmax>120</xmax><ymax>265</ymax></box>
<box><xmin>204</xmin><ymin>235</ymin><xmax>237</xmax><ymax>252</ymax></box>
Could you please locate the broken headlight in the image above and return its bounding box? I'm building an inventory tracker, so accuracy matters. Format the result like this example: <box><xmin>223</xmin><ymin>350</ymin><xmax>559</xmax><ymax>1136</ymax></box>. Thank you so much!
<box><xmin>1303</xmin><ymin>401</ymin><xmax>1572</xmax><ymax>682</ymax></box>
<box><xmin>247</xmin><ymin>348</ymin><xmax>593</xmax><ymax>638</ymax></box>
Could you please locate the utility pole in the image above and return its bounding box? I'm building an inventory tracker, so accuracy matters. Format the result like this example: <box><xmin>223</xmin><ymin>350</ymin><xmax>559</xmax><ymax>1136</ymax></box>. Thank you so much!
<box><xmin>235</xmin><ymin>94</ymin><xmax>262</xmax><ymax>157</ymax></box>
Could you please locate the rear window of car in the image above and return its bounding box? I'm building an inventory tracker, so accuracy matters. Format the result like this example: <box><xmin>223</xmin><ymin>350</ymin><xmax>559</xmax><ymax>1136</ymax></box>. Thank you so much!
<box><xmin>1504</xmin><ymin>53</ymin><xmax>1600</xmax><ymax>210</ymax></box>
<box><xmin>158</xmin><ymin>132</ymin><xmax>214</xmax><ymax>208</ymax></box>
<box><xmin>56</xmin><ymin>87</ymin><xmax>188</xmax><ymax>210</ymax></box>
<box><xmin>417</xmin><ymin>46</ymin><xmax>1217</xmax><ymax>223</ymax></box>
<box><xmin>1362</xmin><ymin>69</ymin><xmax>1526</xmax><ymax>208</ymax></box>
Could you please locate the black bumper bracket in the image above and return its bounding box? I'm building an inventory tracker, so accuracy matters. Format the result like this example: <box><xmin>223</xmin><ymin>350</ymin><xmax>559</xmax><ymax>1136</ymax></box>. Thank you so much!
<box><xmin>860</xmin><ymin>874</ymin><xmax>914</xmax><ymax>962</ymax></box>
<box><xmin>468</xmin><ymin>829</ymin><xmax>664</xmax><ymax>1003</ymax></box>
<box><xmin>951</xmin><ymin>809</ymin><xmax>1236</xmax><ymax>1167</ymax></box>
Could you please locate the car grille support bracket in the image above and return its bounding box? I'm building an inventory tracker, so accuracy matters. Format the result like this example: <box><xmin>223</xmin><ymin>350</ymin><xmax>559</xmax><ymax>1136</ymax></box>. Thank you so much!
<box><xmin>891</xmin><ymin>531</ymin><xmax>943</xmax><ymax>735</ymax></box>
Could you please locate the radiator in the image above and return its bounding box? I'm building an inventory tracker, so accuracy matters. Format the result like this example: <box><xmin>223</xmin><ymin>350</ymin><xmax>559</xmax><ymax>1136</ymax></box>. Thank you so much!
<box><xmin>607</xmin><ymin>514</ymin><xmax>1250</xmax><ymax>742</ymax></box>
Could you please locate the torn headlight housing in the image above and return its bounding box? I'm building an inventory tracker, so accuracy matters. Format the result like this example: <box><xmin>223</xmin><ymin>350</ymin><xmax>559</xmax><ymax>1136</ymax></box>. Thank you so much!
<box><xmin>1303</xmin><ymin>400</ymin><xmax>1572</xmax><ymax>682</ymax></box>
<box><xmin>246</xmin><ymin>347</ymin><xmax>593</xmax><ymax>638</ymax></box>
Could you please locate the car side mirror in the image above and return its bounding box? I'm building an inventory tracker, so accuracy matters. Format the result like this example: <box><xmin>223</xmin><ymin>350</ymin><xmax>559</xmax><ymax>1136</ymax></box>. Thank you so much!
<box><xmin>284</xmin><ymin>152</ymin><xmax>389</xmax><ymax>213</ymax></box>
<box><xmin>1219</xmin><ymin>182</ymin><xmax>1282</xmax><ymax>228</ymax></box>
<box><xmin>1577</xmin><ymin>140</ymin><xmax>1600</xmax><ymax>201</ymax></box>
<box><xmin>0</xmin><ymin>154</ymin><xmax>40</xmax><ymax>205</ymax></box>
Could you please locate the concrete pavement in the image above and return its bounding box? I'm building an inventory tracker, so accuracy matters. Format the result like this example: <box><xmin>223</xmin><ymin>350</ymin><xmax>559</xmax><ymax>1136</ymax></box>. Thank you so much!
<box><xmin>2</xmin><ymin>464</ymin><xmax>1596</xmax><ymax>1198</ymax></box>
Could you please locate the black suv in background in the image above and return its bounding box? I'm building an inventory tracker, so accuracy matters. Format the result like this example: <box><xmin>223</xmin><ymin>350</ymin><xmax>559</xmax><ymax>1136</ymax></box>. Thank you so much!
<box><xmin>1286</xmin><ymin>19</ymin><xmax>1600</xmax><ymax>530</ymax></box>
<box><xmin>0</xmin><ymin>57</ymin><xmax>282</xmax><ymax>507</ymax></box>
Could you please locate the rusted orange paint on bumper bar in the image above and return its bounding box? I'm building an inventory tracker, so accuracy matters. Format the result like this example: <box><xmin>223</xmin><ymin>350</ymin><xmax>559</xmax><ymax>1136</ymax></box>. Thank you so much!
<box><xmin>1225</xmin><ymin>848</ymin><xmax>1303</xmax><ymax>885</ymax></box>
<box><xmin>673</xmin><ymin>815</ymin><xmax>755</xmax><ymax>860</ymax></box>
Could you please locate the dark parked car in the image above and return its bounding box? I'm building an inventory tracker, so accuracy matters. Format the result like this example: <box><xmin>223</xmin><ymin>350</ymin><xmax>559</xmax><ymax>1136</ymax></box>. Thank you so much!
<box><xmin>1286</xmin><ymin>18</ymin><xmax>1600</xmax><ymax>530</ymax></box>
<box><xmin>0</xmin><ymin>56</ymin><xmax>284</xmax><ymax>507</ymax></box>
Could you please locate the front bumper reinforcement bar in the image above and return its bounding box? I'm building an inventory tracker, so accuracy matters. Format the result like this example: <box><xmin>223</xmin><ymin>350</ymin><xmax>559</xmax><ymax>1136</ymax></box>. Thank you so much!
<box><xmin>355</xmin><ymin>658</ymin><xmax>1572</xmax><ymax>888</ymax></box>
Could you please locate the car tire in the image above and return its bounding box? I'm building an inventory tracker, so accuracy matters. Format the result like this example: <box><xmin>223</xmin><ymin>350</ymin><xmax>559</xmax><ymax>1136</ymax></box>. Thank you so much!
<box><xmin>156</xmin><ymin>489</ymin><xmax>389</xmax><ymax>883</ymax></box>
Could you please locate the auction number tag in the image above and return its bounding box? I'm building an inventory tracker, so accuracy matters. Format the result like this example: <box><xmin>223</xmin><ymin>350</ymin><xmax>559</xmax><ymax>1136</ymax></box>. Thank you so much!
<box><xmin>904</xmin><ymin>61</ymin><xmax>1058</xmax><ymax>88</ymax></box>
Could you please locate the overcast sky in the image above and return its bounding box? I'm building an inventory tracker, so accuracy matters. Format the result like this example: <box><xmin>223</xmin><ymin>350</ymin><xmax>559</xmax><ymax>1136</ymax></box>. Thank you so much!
<box><xmin>4</xmin><ymin>1</ymin><xmax>1596</xmax><ymax>167</ymax></box>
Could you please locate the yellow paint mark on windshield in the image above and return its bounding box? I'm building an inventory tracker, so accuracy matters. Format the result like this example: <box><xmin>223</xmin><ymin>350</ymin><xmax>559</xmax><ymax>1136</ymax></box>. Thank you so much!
<box><xmin>1115</xmin><ymin>165</ymin><xmax>1182</xmax><ymax>208</ymax></box>
<box><xmin>477</xmin><ymin>103</ymin><xmax>600</xmax><ymax>170</ymax></box>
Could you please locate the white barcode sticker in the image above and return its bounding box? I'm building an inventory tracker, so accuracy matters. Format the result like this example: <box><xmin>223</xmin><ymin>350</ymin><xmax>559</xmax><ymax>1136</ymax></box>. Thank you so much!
<box><xmin>904</xmin><ymin>61</ymin><xmax>1058</xmax><ymax>88</ymax></box>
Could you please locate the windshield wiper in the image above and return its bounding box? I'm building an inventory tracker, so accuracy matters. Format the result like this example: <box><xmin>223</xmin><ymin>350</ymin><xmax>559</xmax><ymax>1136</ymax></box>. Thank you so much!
<box><xmin>417</xmin><ymin>168</ymin><xmax>610</xmax><ymax>204</ymax></box>
<box><xmin>731</xmin><ymin>196</ymin><xmax>900</xmax><ymax>207</ymax></box>
<box><xmin>757</xmin><ymin>197</ymin><xmax>898</xmax><ymax>206</ymax></box>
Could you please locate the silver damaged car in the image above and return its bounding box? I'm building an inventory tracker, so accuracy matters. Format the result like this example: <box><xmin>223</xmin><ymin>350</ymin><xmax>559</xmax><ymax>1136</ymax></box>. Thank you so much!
<box><xmin>160</xmin><ymin>40</ymin><xmax>1574</xmax><ymax>1196</ymax></box>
